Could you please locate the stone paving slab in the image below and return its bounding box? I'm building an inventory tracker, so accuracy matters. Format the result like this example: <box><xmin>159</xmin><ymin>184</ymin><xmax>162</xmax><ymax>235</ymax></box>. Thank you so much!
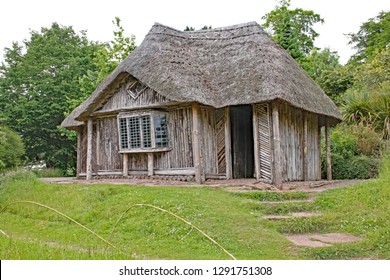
<box><xmin>262</xmin><ymin>212</ymin><xmax>323</xmax><ymax>220</ymax></box>
<box><xmin>284</xmin><ymin>233</ymin><xmax>363</xmax><ymax>247</ymax></box>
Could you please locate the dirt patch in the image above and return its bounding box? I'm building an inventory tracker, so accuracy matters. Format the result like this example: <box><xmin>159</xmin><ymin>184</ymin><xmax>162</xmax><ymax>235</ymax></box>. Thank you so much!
<box><xmin>284</xmin><ymin>233</ymin><xmax>363</xmax><ymax>247</ymax></box>
<box><xmin>39</xmin><ymin>177</ymin><xmax>365</xmax><ymax>193</ymax></box>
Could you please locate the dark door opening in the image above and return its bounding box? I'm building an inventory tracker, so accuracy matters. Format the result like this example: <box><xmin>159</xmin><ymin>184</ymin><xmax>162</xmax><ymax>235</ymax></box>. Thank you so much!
<box><xmin>230</xmin><ymin>105</ymin><xmax>254</xmax><ymax>178</ymax></box>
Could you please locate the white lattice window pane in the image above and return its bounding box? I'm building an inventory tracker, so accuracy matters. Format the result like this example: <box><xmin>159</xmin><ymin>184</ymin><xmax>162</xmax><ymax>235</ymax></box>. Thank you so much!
<box><xmin>119</xmin><ymin>118</ymin><xmax>128</xmax><ymax>149</ymax></box>
<box><xmin>141</xmin><ymin>115</ymin><xmax>152</xmax><ymax>148</ymax></box>
<box><xmin>154</xmin><ymin>114</ymin><xmax>169</xmax><ymax>148</ymax></box>
<box><xmin>128</xmin><ymin>116</ymin><xmax>141</xmax><ymax>148</ymax></box>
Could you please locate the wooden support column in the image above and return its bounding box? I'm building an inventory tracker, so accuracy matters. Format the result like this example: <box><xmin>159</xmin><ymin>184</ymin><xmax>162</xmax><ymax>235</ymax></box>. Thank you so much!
<box><xmin>122</xmin><ymin>153</ymin><xmax>128</xmax><ymax>177</ymax></box>
<box><xmin>317</xmin><ymin>125</ymin><xmax>322</xmax><ymax>180</ymax></box>
<box><xmin>272</xmin><ymin>103</ymin><xmax>282</xmax><ymax>188</ymax></box>
<box><xmin>96</xmin><ymin>120</ymin><xmax>100</xmax><ymax>167</ymax></box>
<box><xmin>325</xmin><ymin>119</ymin><xmax>332</xmax><ymax>181</ymax></box>
<box><xmin>252</xmin><ymin>105</ymin><xmax>260</xmax><ymax>180</ymax></box>
<box><xmin>303</xmin><ymin>112</ymin><xmax>309</xmax><ymax>181</ymax></box>
<box><xmin>224</xmin><ymin>107</ymin><xmax>232</xmax><ymax>179</ymax></box>
<box><xmin>76</xmin><ymin>127</ymin><xmax>82</xmax><ymax>177</ymax></box>
<box><xmin>148</xmin><ymin>153</ymin><xmax>154</xmax><ymax>176</ymax></box>
<box><xmin>86</xmin><ymin>116</ymin><xmax>93</xmax><ymax>180</ymax></box>
<box><xmin>192</xmin><ymin>103</ymin><xmax>203</xmax><ymax>184</ymax></box>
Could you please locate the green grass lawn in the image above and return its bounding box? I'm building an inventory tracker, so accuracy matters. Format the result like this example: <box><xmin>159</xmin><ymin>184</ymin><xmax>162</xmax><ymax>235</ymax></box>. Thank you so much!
<box><xmin>0</xmin><ymin>159</ymin><xmax>389</xmax><ymax>260</ymax></box>
<box><xmin>0</xmin><ymin>172</ymin><xmax>296</xmax><ymax>260</ymax></box>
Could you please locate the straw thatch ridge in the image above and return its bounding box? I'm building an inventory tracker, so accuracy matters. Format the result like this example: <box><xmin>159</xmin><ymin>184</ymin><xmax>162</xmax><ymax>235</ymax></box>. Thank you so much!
<box><xmin>61</xmin><ymin>21</ymin><xmax>341</xmax><ymax>128</ymax></box>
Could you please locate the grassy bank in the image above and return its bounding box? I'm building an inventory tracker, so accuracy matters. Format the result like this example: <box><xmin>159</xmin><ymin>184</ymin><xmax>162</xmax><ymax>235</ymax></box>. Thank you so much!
<box><xmin>0</xmin><ymin>173</ymin><xmax>295</xmax><ymax>260</ymax></box>
<box><xmin>0</xmin><ymin>157</ymin><xmax>389</xmax><ymax>259</ymax></box>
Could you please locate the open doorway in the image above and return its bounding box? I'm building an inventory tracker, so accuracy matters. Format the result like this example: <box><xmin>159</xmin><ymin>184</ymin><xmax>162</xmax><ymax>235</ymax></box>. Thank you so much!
<box><xmin>230</xmin><ymin>105</ymin><xmax>255</xmax><ymax>178</ymax></box>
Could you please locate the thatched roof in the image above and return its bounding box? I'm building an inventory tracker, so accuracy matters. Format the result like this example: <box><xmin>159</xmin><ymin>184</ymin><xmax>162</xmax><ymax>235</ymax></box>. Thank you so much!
<box><xmin>62</xmin><ymin>21</ymin><xmax>341</xmax><ymax>129</ymax></box>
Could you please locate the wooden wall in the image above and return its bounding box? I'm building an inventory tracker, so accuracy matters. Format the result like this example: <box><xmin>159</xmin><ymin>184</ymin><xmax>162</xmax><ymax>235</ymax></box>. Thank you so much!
<box><xmin>97</xmin><ymin>83</ymin><xmax>171</xmax><ymax>113</ymax></box>
<box><xmin>96</xmin><ymin>117</ymin><xmax>122</xmax><ymax>172</ymax></box>
<box><xmin>275</xmin><ymin>101</ymin><xmax>320</xmax><ymax>181</ymax></box>
<box><xmin>76</xmin><ymin>97</ymin><xmax>322</xmax><ymax>182</ymax></box>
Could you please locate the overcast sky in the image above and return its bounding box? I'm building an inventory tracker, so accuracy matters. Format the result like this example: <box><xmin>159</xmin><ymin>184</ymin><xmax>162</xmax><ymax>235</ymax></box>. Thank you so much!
<box><xmin>1</xmin><ymin>0</ymin><xmax>389</xmax><ymax>65</ymax></box>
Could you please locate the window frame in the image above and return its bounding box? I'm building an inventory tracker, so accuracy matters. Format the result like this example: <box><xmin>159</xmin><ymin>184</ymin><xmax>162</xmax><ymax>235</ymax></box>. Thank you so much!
<box><xmin>117</xmin><ymin>111</ymin><xmax>170</xmax><ymax>153</ymax></box>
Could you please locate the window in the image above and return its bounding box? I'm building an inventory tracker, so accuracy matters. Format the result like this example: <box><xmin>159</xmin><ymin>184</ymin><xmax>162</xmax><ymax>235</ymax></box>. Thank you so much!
<box><xmin>118</xmin><ymin>112</ymin><xmax>169</xmax><ymax>151</ymax></box>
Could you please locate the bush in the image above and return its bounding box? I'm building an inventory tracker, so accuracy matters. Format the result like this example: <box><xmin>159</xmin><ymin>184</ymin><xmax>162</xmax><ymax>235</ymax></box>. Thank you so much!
<box><xmin>322</xmin><ymin>124</ymin><xmax>382</xmax><ymax>180</ymax></box>
<box><xmin>0</xmin><ymin>126</ymin><xmax>24</xmax><ymax>172</ymax></box>
<box><xmin>327</xmin><ymin>154</ymin><xmax>380</xmax><ymax>180</ymax></box>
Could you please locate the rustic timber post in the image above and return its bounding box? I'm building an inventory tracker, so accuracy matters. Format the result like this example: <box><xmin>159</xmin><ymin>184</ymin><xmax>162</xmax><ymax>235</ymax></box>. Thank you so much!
<box><xmin>317</xmin><ymin>124</ymin><xmax>322</xmax><ymax>180</ymax></box>
<box><xmin>252</xmin><ymin>105</ymin><xmax>260</xmax><ymax>180</ymax></box>
<box><xmin>148</xmin><ymin>153</ymin><xmax>154</xmax><ymax>176</ymax></box>
<box><xmin>325</xmin><ymin>119</ymin><xmax>332</xmax><ymax>181</ymax></box>
<box><xmin>76</xmin><ymin>127</ymin><xmax>82</xmax><ymax>177</ymax></box>
<box><xmin>86</xmin><ymin>116</ymin><xmax>93</xmax><ymax>180</ymax></box>
<box><xmin>224</xmin><ymin>107</ymin><xmax>232</xmax><ymax>179</ymax></box>
<box><xmin>303</xmin><ymin>112</ymin><xmax>309</xmax><ymax>181</ymax></box>
<box><xmin>272</xmin><ymin>102</ymin><xmax>282</xmax><ymax>188</ymax></box>
<box><xmin>122</xmin><ymin>153</ymin><xmax>128</xmax><ymax>177</ymax></box>
<box><xmin>96</xmin><ymin>120</ymin><xmax>100</xmax><ymax>167</ymax></box>
<box><xmin>192</xmin><ymin>103</ymin><xmax>203</xmax><ymax>184</ymax></box>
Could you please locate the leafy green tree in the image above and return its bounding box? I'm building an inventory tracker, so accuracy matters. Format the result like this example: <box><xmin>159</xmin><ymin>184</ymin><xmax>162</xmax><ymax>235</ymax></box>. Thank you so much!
<box><xmin>261</xmin><ymin>0</ymin><xmax>324</xmax><ymax>61</ymax></box>
<box><xmin>0</xmin><ymin>23</ymin><xmax>101</xmax><ymax>170</ymax></box>
<box><xmin>316</xmin><ymin>65</ymin><xmax>354</xmax><ymax>104</ymax></box>
<box><xmin>300</xmin><ymin>48</ymin><xmax>340</xmax><ymax>80</ymax></box>
<box><xmin>348</xmin><ymin>11</ymin><xmax>390</xmax><ymax>64</ymax></box>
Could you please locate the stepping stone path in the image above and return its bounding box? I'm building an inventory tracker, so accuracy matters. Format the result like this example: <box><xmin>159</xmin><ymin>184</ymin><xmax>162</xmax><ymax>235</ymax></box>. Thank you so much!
<box><xmin>223</xmin><ymin>181</ymin><xmax>364</xmax><ymax>248</ymax></box>
<box><xmin>284</xmin><ymin>233</ymin><xmax>363</xmax><ymax>247</ymax></box>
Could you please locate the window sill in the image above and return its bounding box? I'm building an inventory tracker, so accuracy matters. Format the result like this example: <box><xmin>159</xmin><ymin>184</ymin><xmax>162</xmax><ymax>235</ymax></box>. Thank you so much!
<box><xmin>119</xmin><ymin>147</ymin><xmax>172</xmax><ymax>154</ymax></box>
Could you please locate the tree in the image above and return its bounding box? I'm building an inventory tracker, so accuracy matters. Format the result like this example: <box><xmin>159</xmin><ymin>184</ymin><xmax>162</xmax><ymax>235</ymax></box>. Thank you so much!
<box><xmin>300</xmin><ymin>48</ymin><xmax>340</xmax><ymax>81</ymax></box>
<box><xmin>348</xmin><ymin>11</ymin><xmax>390</xmax><ymax>64</ymax></box>
<box><xmin>0</xmin><ymin>23</ymin><xmax>101</xmax><ymax>171</ymax></box>
<box><xmin>316</xmin><ymin>65</ymin><xmax>354</xmax><ymax>104</ymax></box>
<box><xmin>261</xmin><ymin>0</ymin><xmax>324</xmax><ymax>61</ymax></box>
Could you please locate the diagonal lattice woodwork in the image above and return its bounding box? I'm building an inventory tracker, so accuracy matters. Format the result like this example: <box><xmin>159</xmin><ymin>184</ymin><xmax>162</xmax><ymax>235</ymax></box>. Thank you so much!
<box><xmin>215</xmin><ymin>108</ymin><xmax>226</xmax><ymax>174</ymax></box>
<box><xmin>256</xmin><ymin>104</ymin><xmax>272</xmax><ymax>180</ymax></box>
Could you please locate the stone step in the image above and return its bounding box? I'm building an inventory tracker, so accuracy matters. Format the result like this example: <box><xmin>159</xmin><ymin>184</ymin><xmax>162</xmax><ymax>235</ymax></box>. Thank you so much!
<box><xmin>262</xmin><ymin>212</ymin><xmax>323</xmax><ymax>220</ymax></box>
<box><xmin>284</xmin><ymin>233</ymin><xmax>363</xmax><ymax>247</ymax></box>
<box><xmin>258</xmin><ymin>198</ymin><xmax>314</xmax><ymax>205</ymax></box>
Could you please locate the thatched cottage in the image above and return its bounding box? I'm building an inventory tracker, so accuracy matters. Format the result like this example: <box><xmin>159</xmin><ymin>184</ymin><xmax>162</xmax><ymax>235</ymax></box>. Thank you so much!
<box><xmin>61</xmin><ymin>22</ymin><xmax>342</xmax><ymax>188</ymax></box>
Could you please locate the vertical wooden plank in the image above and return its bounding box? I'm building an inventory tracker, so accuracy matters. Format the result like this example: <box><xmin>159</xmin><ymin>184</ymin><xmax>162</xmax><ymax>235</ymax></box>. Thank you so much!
<box><xmin>225</xmin><ymin>107</ymin><xmax>232</xmax><ymax>179</ymax></box>
<box><xmin>252</xmin><ymin>104</ymin><xmax>261</xmax><ymax>180</ymax></box>
<box><xmin>76</xmin><ymin>127</ymin><xmax>82</xmax><ymax>177</ymax></box>
<box><xmin>325</xmin><ymin>119</ymin><xmax>332</xmax><ymax>181</ymax></box>
<box><xmin>192</xmin><ymin>103</ymin><xmax>203</xmax><ymax>183</ymax></box>
<box><xmin>86</xmin><ymin>117</ymin><xmax>93</xmax><ymax>180</ymax></box>
<box><xmin>272</xmin><ymin>102</ymin><xmax>282</xmax><ymax>188</ymax></box>
<box><xmin>148</xmin><ymin>153</ymin><xmax>154</xmax><ymax>176</ymax></box>
<box><xmin>96</xmin><ymin>120</ymin><xmax>100</xmax><ymax>168</ymax></box>
<box><xmin>318</xmin><ymin>124</ymin><xmax>322</xmax><ymax>180</ymax></box>
<box><xmin>303</xmin><ymin>111</ymin><xmax>309</xmax><ymax>181</ymax></box>
<box><xmin>123</xmin><ymin>153</ymin><xmax>128</xmax><ymax>177</ymax></box>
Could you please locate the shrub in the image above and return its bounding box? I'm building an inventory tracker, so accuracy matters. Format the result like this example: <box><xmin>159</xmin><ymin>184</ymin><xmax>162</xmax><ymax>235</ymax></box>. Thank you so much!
<box><xmin>0</xmin><ymin>126</ymin><xmax>24</xmax><ymax>172</ymax></box>
<box><xmin>322</xmin><ymin>124</ymin><xmax>382</xmax><ymax>179</ymax></box>
<box><xmin>327</xmin><ymin>154</ymin><xmax>379</xmax><ymax>180</ymax></box>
